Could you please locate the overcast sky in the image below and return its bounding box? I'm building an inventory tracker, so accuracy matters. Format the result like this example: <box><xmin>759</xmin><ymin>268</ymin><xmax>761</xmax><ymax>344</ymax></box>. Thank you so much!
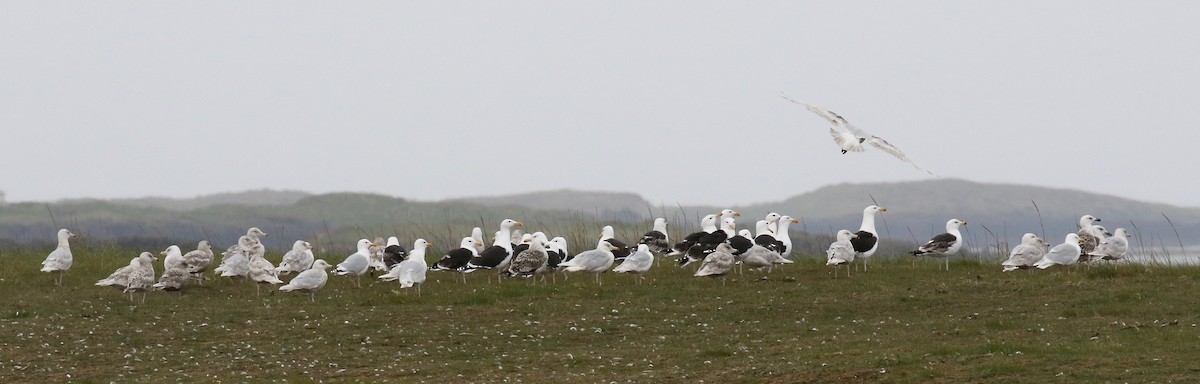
<box><xmin>3</xmin><ymin>1</ymin><xmax>1198</xmax><ymax>207</ymax></box>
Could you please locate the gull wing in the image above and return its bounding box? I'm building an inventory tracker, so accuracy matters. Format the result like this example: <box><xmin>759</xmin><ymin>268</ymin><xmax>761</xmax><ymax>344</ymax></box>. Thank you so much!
<box><xmin>866</xmin><ymin>136</ymin><xmax>936</xmax><ymax>176</ymax></box>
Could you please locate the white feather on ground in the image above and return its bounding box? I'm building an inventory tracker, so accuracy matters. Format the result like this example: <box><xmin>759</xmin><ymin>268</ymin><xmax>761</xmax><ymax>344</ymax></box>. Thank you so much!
<box><xmin>40</xmin><ymin>228</ymin><xmax>76</xmax><ymax>286</ymax></box>
<box><xmin>276</xmin><ymin>240</ymin><xmax>315</xmax><ymax>275</ymax></box>
<box><xmin>280</xmin><ymin>259</ymin><xmax>333</xmax><ymax>302</ymax></box>
<box><xmin>380</xmin><ymin>239</ymin><xmax>431</xmax><ymax>295</ymax></box>
<box><xmin>780</xmin><ymin>94</ymin><xmax>936</xmax><ymax>175</ymax></box>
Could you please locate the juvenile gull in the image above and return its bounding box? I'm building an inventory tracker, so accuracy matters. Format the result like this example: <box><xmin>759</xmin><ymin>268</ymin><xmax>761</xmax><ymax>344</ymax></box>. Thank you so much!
<box><xmin>280</xmin><ymin>259</ymin><xmax>333</xmax><ymax>302</ymax></box>
<box><xmin>182</xmin><ymin>240</ymin><xmax>215</xmax><ymax>285</ymax></box>
<box><xmin>40</xmin><ymin>229</ymin><xmax>76</xmax><ymax>286</ymax></box>
<box><xmin>826</xmin><ymin>229</ymin><xmax>858</xmax><ymax>278</ymax></box>
<box><xmin>276</xmin><ymin>240</ymin><xmax>315</xmax><ymax>275</ymax></box>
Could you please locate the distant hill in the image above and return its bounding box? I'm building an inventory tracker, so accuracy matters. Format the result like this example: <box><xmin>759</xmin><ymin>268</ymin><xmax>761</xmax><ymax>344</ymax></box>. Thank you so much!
<box><xmin>59</xmin><ymin>189</ymin><xmax>312</xmax><ymax>211</ymax></box>
<box><xmin>445</xmin><ymin>189</ymin><xmax>652</xmax><ymax>222</ymax></box>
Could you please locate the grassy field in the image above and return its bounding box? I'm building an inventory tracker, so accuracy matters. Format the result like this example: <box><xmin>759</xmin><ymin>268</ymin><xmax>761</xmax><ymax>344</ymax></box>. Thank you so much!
<box><xmin>4</xmin><ymin>247</ymin><xmax>1200</xmax><ymax>383</ymax></box>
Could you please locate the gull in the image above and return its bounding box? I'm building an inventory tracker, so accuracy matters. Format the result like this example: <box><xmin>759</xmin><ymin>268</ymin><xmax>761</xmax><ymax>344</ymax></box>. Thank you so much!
<box><xmin>335</xmin><ymin>239</ymin><xmax>375</xmax><ymax>288</ymax></box>
<box><xmin>780</xmin><ymin>94</ymin><xmax>935</xmax><ymax>175</ymax></box>
<box><xmin>826</xmin><ymin>230</ymin><xmax>858</xmax><ymax>278</ymax></box>
<box><xmin>380</xmin><ymin>239</ymin><xmax>431</xmax><ymax>295</ymax></box>
<box><xmin>40</xmin><ymin>229</ymin><xmax>76</xmax><ymax>286</ymax></box>
<box><xmin>280</xmin><ymin>259</ymin><xmax>333</xmax><ymax>302</ymax></box>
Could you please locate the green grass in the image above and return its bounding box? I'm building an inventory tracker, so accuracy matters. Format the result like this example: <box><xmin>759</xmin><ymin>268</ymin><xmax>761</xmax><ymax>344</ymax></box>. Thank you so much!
<box><xmin>5</xmin><ymin>249</ymin><xmax>1200</xmax><ymax>383</ymax></box>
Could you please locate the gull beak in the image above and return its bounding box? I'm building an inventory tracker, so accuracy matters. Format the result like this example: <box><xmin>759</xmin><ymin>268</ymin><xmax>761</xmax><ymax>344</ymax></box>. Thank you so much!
<box><xmin>851</xmin><ymin>234</ymin><xmax>859</xmax><ymax>239</ymax></box>
<box><xmin>159</xmin><ymin>250</ymin><xmax>167</xmax><ymax>256</ymax></box>
<box><xmin>515</xmin><ymin>221</ymin><xmax>524</xmax><ymax>227</ymax></box>
<box><xmin>1094</xmin><ymin>218</ymin><xmax>1101</xmax><ymax>222</ymax></box>
<box><xmin>734</xmin><ymin>211</ymin><xmax>741</xmax><ymax>217</ymax></box>
<box><xmin>610</xmin><ymin>246</ymin><xmax>619</xmax><ymax>251</ymax></box>
<box><xmin>790</xmin><ymin>218</ymin><xmax>799</xmax><ymax>223</ymax></box>
<box><xmin>961</xmin><ymin>221</ymin><xmax>968</xmax><ymax>225</ymax></box>
<box><xmin>427</xmin><ymin>242</ymin><xmax>434</xmax><ymax>248</ymax></box>
<box><xmin>768</xmin><ymin>228</ymin><xmax>776</xmax><ymax>234</ymax></box>
<box><xmin>370</xmin><ymin>243</ymin><xmax>380</xmax><ymax>247</ymax></box>
<box><xmin>880</xmin><ymin>207</ymin><xmax>888</xmax><ymax>212</ymax></box>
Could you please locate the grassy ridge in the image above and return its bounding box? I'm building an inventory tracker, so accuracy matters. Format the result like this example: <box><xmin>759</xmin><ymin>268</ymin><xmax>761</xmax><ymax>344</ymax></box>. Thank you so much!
<box><xmin>4</xmin><ymin>246</ymin><xmax>1200</xmax><ymax>383</ymax></box>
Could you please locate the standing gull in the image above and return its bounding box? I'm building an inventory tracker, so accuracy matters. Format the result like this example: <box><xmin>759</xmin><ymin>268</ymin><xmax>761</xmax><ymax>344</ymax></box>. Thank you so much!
<box><xmin>851</xmin><ymin>206</ymin><xmax>886</xmax><ymax>272</ymax></box>
<box><xmin>781</xmin><ymin>94</ymin><xmax>935</xmax><ymax>175</ymax></box>
<box><xmin>506</xmin><ymin>237</ymin><xmax>549</xmax><ymax>283</ymax></box>
<box><xmin>40</xmin><ymin>229</ymin><xmax>77</xmax><ymax>286</ymax></box>
<box><xmin>248</xmin><ymin>244</ymin><xmax>283</xmax><ymax>296</ymax></box>
<box><xmin>775</xmin><ymin>215</ymin><xmax>800</xmax><ymax>258</ymax></box>
<box><xmin>613</xmin><ymin>244</ymin><xmax>654</xmax><ymax>284</ymax></box>
<box><xmin>334</xmin><ymin>239</ymin><xmax>375</xmax><ymax>288</ymax></box>
<box><xmin>280</xmin><ymin>259</ymin><xmax>333</xmax><ymax>302</ymax></box>
<box><xmin>182</xmin><ymin>240</ymin><xmax>214</xmax><ymax>285</ymax></box>
<box><xmin>558</xmin><ymin>240</ymin><xmax>618</xmax><ymax>285</ymax></box>
<box><xmin>670</xmin><ymin>214</ymin><xmax>719</xmax><ymax>257</ymax></box>
<box><xmin>465</xmin><ymin>219</ymin><xmax>523</xmax><ymax>277</ymax></box>
<box><xmin>638</xmin><ymin>218</ymin><xmax>671</xmax><ymax>255</ymax></box>
<box><xmin>432</xmin><ymin>237</ymin><xmax>481</xmax><ymax>284</ymax></box>
<box><xmin>1075</xmin><ymin>215</ymin><xmax>1102</xmax><ymax>256</ymax></box>
<box><xmin>826</xmin><ymin>230</ymin><xmax>858</xmax><ymax>278</ymax></box>
<box><xmin>600</xmin><ymin>225</ymin><xmax>632</xmax><ymax>261</ymax></box>
<box><xmin>380</xmin><ymin>239</ymin><xmax>431</xmax><ymax>295</ymax></box>
<box><xmin>694</xmin><ymin>243</ymin><xmax>737</xmax><ymax>284</ymax></box>
<box><xmin>910</xmin><ymin>219</ymin><xmax>967</xmax><ymax>270</ymax></box>
<box><xmin>382</xmin><ymin>236</ymin><xmax>408</xmax><ymax>269</ymax></box>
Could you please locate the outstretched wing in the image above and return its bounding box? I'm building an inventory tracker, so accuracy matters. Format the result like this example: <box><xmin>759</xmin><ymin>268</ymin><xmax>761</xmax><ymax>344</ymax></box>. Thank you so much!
<box><xmin>867</xmin><ymin>136</ymin><xmax>936</xmax><ymax>176</ymax></box>
<box><xmin>780</xmin><ymin>94</ymin><xmax>848</xmax><ymax>126</ymax></box>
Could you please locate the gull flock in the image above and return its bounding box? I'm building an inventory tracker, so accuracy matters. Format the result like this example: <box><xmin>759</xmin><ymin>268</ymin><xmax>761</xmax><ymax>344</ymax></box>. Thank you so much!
<box><xmin>39</xmin><ymin>208</ymin><xmax>1129</xmax><ymax>302</ymax></box>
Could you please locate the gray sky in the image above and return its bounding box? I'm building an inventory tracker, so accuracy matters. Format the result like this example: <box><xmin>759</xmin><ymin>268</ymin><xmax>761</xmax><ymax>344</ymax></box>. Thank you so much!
<box><xmin>3</xmin><ymin>1</ymin><xmax>1199</xmax><ymax>207</ymax></box>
